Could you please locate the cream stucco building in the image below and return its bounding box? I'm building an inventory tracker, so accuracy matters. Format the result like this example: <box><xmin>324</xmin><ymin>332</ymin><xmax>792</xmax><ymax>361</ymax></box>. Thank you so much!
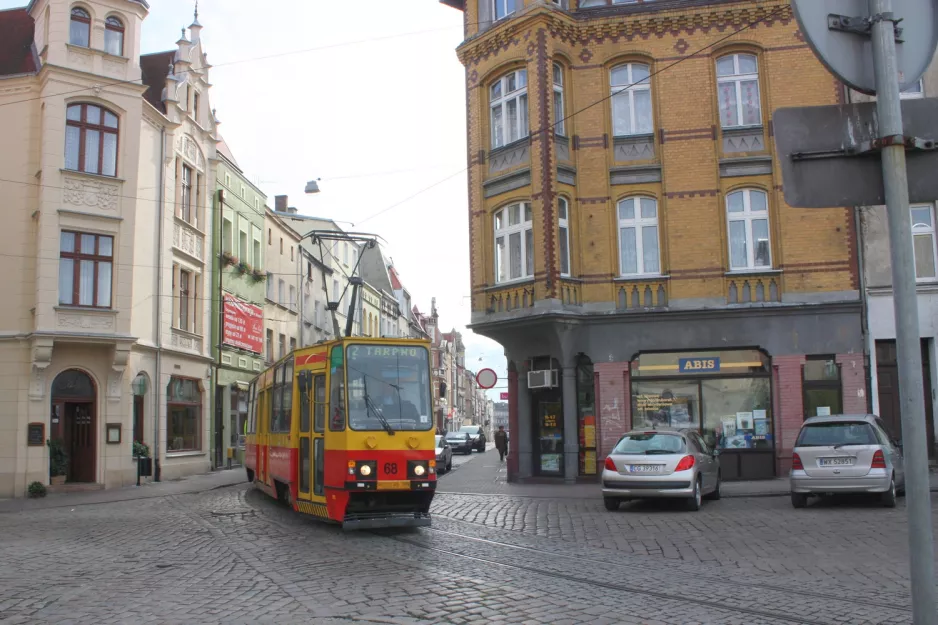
<box><xmin>0</xmin><ymin>0</ymin><xmax>217</xmax><ymax>496</ymax></box>
<box><xmin>263</xmin><ymin>208</ymin><xmax>301</xmax><ymax>365</ymax></box>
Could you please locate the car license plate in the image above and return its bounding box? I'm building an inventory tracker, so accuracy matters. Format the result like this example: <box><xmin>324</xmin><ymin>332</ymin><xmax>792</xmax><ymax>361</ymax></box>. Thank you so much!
<box><xmin>819</xmin><ymin>457</ymin><xmax>854</xmax><ymax>467</ymax></box>
<box><xmin>629</xmin><ymin>464</ymin><xmax>662</xmax><ymax>473</ymax></box>
<box><xmin>377</xmin><ymin>480</ymin><xmax>410</xmax><ymax>490</ymax></box>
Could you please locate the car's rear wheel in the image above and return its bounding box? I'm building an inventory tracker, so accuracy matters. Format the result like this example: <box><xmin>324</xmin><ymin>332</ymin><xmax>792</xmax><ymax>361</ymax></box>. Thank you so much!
<box><xmin>603</xmin><ymin>497</ymin><xmax>619</xmax><ymax>511</ymax></box>
<box><xmin>686</xmin><ymin>477</ymin><xmax>702</xmax><ymax>511</ymax></box>
<box><xmin>791</xmin><ymin>492</ymin><xmax>808</xmax><ymax>508</ymax></box>
<box><xmin>446</xmin><ymin>459</ymin><xmax>452</xmax><ymax>472</ymax></box>
<box><xmin>882</xmin><ymin>477</ymin><xmax>897</xmax><ymax>508</ymax></box>
<box><xmin>705</xmin><ymin>472</ymin><xmax>722</xmax><ymax>500</ymax></box>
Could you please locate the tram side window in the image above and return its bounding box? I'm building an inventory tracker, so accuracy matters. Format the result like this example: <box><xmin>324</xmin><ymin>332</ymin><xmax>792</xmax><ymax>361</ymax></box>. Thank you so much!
<box><xmin>271</xmin><ymin>365</ymin><xmax>284</xmax><ymax>432</ymax></box>
<box><xmin>281</xmin><ymin>360</ymin><xmax>294</xmax><ymax>433</ymax></box>
<box><xmin>314</xmin><ymin>374</ymin><xmax>326</xmax><ymax>433</ymax></box>
<box><xmin>247</xmin><ymin>381</ymin><xmax>256</xmax><ymax>434</ymax></box>
<box><xmin>329</xmin><ymin>346</ymin><xmax>346</xmax><ymax>431</ymax></box>
<box><xmin>299</xmin><ymin>373</ymin><xmax>311</xmax><ymax>433</ymax></box>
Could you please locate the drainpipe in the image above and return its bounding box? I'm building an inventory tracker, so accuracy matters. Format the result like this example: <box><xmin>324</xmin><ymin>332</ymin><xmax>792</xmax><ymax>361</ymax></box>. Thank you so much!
<box><xmin>214</xmin><ymin>189</ymin><xmax>226</xmax><ymax>470</ymax></box>
<box><xmin>153</xmin><ymin>127</ymin><xmax>166</xmax><ymax>482</ymax></box>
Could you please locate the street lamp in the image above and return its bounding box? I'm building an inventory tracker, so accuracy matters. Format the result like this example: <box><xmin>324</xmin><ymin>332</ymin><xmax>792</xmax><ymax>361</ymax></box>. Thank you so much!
<box><xmin>305</xmin><ymin>179</ymin><xmax>321</xmax><ymax>194</ymax></box>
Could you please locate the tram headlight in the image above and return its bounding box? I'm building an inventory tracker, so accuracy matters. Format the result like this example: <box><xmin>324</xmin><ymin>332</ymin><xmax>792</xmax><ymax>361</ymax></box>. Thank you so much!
<box><xmin>413</xmin><ymin>464</ymin><xmax>426</xmax><ymax>477</ymax></box>
<box><xmin>359</xmin><ymin>464</ymin><xmax>372</xmax><ymax>477</ymax></box>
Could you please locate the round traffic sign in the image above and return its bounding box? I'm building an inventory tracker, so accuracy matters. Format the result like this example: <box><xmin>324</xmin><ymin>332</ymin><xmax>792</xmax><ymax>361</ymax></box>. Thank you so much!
<box><xmin>476</xmin><ymin>368</ymin><xmax>498</xmax><ymax>389</ymax></box>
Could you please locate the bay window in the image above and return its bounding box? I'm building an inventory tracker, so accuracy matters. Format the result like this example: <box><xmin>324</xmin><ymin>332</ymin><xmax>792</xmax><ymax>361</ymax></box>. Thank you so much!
<box><xmin>69</xmin><ymin>7</ymin><xmax>90</xmax><ymax>47</ymax></box>
<box><xmin>716</xmin><ymin>53</ymin><xmax>762</xmax><ymax>128</ymax></box>
<box><xmin>104</xmin><ymin>16</ymin><xmax>124</xmax><ymax>56</ymax></box>
<box><xmin>912</xmin><ymin>204</ymin><xmax>938</xmax><ymax>280</ymax></box>
<box><xmin>610</xmin><ymin>63</ymin><xmax>652</xmax><ymax>136</ymax></box>
<box><xmin>559</xmin><ymin>197</ymin><xmax>571</xmax><ymax>276</ymax></box>
<box><xmin>553</xmin><ymin>63</ymin><xmax>566</xmax><ymax>136</ymax></box>
<box><xmin>65</xmin><ymin>103</ymin><xmax>119</xmax><ymax>177</ymax></box>
<box><xmin>493</xmin><ymin>0</ymin><xmax>516</xmax><ymax>20</ymax></box>
<box><xmin>494</xmin><ymin>202</ymin><xmax>533</xmax><ymax>283</ymax></box>
<box><xmin>726</xmin><ymin>189</ymin><xmax>771</xmax><ymax>270</ymax></box>
<box><xmin>59</xmin><ymin>231</ymin><xmax>113</xmax><ymax>308</ymax></box>
<box><xmin>490</xmin><ymin>69</ymin><xmax>528</xmax><ymax>149</ymax></box>
<box><xmin>617</xmin><ymin>197</ymin><xmax>660</xmax><ymax>276</ymax></box>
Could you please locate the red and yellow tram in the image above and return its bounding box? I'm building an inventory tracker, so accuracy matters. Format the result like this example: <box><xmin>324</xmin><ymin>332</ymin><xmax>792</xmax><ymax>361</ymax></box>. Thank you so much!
<box><xmin>244</xmin><ymin>337</ymin><xmax>437</xmax><ymax>529</ymax></box>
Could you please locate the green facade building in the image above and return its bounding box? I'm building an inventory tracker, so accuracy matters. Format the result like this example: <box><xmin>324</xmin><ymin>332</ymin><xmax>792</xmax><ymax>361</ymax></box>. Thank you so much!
<box><xmin>211</xmin><ymin>139</ymin><xmax>267</xmax><ymax>468</ymax></box>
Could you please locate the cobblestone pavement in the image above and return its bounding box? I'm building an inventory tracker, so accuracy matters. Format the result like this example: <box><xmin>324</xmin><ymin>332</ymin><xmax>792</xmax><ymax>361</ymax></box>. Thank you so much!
<box><xmin>0</xmin><ymin>453</ymin><xmax>933</xmax><ymax>624</ymax></box>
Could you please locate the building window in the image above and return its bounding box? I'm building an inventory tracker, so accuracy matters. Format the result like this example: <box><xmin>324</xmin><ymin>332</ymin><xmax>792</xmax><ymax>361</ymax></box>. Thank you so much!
<box><xmin>279</xmin><ymin>333</ymin><xmax>286</xmax><ymax>359</ymax></box>
<box><xmin>192</xmin><ymin>91</ymin><xmax>200</xmax><ymax>123</ymax></box>
<box><xmin>494</xmin><ymin>202</ymin><xmax>533</xmax><ymax>283</ymax></box>
<box><xmin>181</xmin><ymin>165</ymin><xmax>193</xmax><ymax>223</ymax></box>
<box><xmin>268</xmin><ymin>228</ymin><xmax>271</xmax><ymax>245</ymax></box>
<box><xmin>167</xmin><ymin>377</ymin><xmax>201</xmax><ymax>452</ymax></box>
<box><xmin>559</xmin><ymin>197</ymin><xmax>571</xmax><ymax>276</ymax></box>
<box><xmin>69</xmin><ymin>7</ymin><xmax>90</xmax><ymax>47</ymax></box>
<box><xmin>901</xmin><ymin>79</ymin><xmax>924</xmax><ymax>99</ymax></box>
<box><xmin>266</xmin><ymin>273</ymin><xmax>274</xmax><ymax>300</ymax></box>
<box><xmin>266</xmin><ymin>328</ymin><xmax>273</xmax><ymax>362</ymax></box>
<box><xmin>493</xmin><ymin>0</ymin><xmax>516</xmax><ymax>20</ymax></box>
<box><xmin>178</xmin><ymin>269</ymin><xmax>191</xmax><ymax>331</ymax></box>
<box><xmin>104</xmin><ymin>16</ymin><xmax>124</xmax><ymax>56</ymax></box>
<box><xmin>617</xmin><ymin>197</ymin><xmax>660</xmax><ymax>276</ymax></box>
<box><xmin>803</xmin><ymin>356</ymin><xmax>843</xmax><ymax>419</ymax></box>
<box><xmin>610</xmin><ymin>63</ymin><xmax>652</xmax><ymax>136</ymax></box>
<box><xmin>289</xmin><ymin>285</ymin><xmax>297</xmax><ymax>311</ymax></box>
<box><xmin>65</xmin><ymin>103</ymin><xmax>119</xmax><ymax>177</ymax></box>
<box><xmin>553</xmin><ymin>62</ymin><xmax>566</xmax><ymax>136</ymax></box>
<box><xmin>490</xmin><ymin>69</ymin><xmax>528</xmax><ymax>149</ymax></box>
<box><xmin>59</xmin><ymin>231</ymin><xmax>113</xmax><ymax>308</ymax></box>
<box><xmin>291</xmin><ymin>246</ymin><xmax>294</xmax><ymax>262</ymax></box>
<box><xmin>716</xmin><ymin>53</ymin><xmax>762</xmax><ymax>128</ymax></box>
<box><xmin>239</xmin><ymin>229</ymin><xmax>248</xmax><ymax>264</ymax></box>
<box><xmin>280</xmin><ymin>238</ymin><xmax>283</xmax><ymax>255</ymax></box>
<box><xmin>253</xmin><ymin>236</ymin><xmax>261</xmax><ymax>270</ymax></box>
<box><xmin>912</xmin><ymin>204</ymin><xmax>938</xmax><ymax>280</ymax></box>
<box><xmin>222</xmin><ymin>218</ymin><xmax>232</xmax><ymax>254</ymax></box>
<box><xmin>290</xmin><ymin>337</ymin><xmax>297</xmax><ymax>352</ymax></box>
<box><xmin>726</xmin><ymin>189</ymin><xmax>771</xmax><ymax>270</ymax></box>
<box><xmin>278</xmin><ymin>279</ymin><xmax>286</xmax><ymax>306</ymax></box>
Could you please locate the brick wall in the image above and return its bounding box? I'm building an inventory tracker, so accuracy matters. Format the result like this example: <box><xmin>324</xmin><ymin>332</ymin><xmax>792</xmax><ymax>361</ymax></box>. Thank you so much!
<box><xmin>837</xmin><ymin>353</ymin><xmax>868</xmax><ymax>414</ymax></box>
<box><xmin>595</xmin><ymin>362</ymin><xmax>630</xmax><ymax>459</ymax></box>
<box><xmin>774</xmin><ymin>354</ymin><xmax>805</xmax><ymax>474</ymax></box>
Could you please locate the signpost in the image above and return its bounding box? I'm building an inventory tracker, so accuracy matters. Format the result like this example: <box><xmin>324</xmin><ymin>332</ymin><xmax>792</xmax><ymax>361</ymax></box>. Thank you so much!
<box><xmin>782</xmin><ymin>2</ymin><xmax>938</xmax><ymax>621</ymax></box>
<box><xmin>476</xmin><ymin>368</ymin><xmax>498</xmax><ymax>390</ymax></box>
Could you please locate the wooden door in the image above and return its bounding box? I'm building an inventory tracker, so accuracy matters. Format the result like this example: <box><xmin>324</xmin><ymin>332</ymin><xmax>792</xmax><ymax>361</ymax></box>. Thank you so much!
<box><xmin>68</xmin><ymin>402</ymin><xmax>96</xmax><ymax>482</ymax></box>
<box><xmin>876</xmin><ymin>340</ymin><xmax>935</xmax><ymax>459</ymax></box>
<box><xmin>133</xmin><ymin>395</ymin><xmax>144</xmax><ymax>444</ymax></box>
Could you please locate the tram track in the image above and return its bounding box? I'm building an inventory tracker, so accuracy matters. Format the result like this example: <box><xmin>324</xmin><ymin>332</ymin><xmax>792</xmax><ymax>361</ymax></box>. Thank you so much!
<box><xmin>422</xmin><ymin>519</ymin><xmax>912</xmax><ymax>614</ymax></box>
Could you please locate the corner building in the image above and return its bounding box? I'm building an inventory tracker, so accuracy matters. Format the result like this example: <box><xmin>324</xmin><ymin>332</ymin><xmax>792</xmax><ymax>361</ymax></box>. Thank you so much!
<box><xmin>443</xmin><ymin>0</ymin><xmax>866</xmax><ymax>482</ymax></box>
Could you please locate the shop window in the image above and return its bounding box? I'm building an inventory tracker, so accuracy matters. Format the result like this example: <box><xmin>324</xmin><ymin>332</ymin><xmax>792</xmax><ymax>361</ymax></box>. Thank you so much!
<box><xmin>726</xmin><ymin>189</ymin><xmax>771</xmax><ymax>270</ymax></box>
<box><xmin>912</xmin><ymin>204</ymin><xmax>938</xmax><ymax>281</ymax></box>
<box><xmin>631</xmin><ymin>381</ymin><xmax>701</xmax><ymax>430</ymax></box>
<box><xmin>617</xmin><ymin>196</ymin><xmax>659</xmax><ymax>276</ymax></box>
<box><xmin>69</xmin><ymin>7</ymin><xmax>90</xmax><ymax>47</ymax></box>
<box><xmin>59</xmin><ymin>231</ymin><xmax>113</xmax><ymax>308</ymax></box>
<box><xmin>610</xmin><ymin>63</ymin><xmax>652</xmax><ymax>136</ymax></box>
<box><xmin>65</xmin><ymin>103</ymin><xmax>119</xmax><ymax>177</ymax></box>
<box><xmin>490</xmin><ymin>69</ymin><xmax>528</xmax><ymax>149</ymax></box>
<box><xmin>553</xmin><ymin>62</ymin><xmax>566</xmax><ymax>136</ymax></box>
<box><xmin>701</xmin><ymin>378</ymin><xmax>772</xmax><ymax>450</ymax></box>
<box><xmin>494</xmin><ymin>202</ymin><xmax>534</xmax><ymax>283</ymax></box>
<box><xmin>576</xmin><ymin>356</ymin><xmax>596</xmax><ymax>476</ymax></box>
<box><xmin>104</xmin><ymin>16</ymin><xmax>124</xmax><ymax>56</ymax></box>
<box><xmin>167</xmin><ymin>377</ymin><xmax>201</xmax><ymax>452</ymax></box>
<box><xmin>559</xmin><ymin>197</ymin><xmax>571</xmax><ymax>276</ymax></box>
<box><xmin>716</xmin><ymin>53</ymin><xmax>762</xmax><ymax>128</ymax></box>
<box><xmin>803</xmin><ymin>356</ymin><xmax>842</xmax><ymax>419</ymax></box>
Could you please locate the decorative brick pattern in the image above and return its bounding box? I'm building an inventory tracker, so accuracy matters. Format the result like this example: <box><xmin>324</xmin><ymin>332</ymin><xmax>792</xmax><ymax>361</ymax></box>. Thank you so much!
<box><xmin>837</xmin><ymin>353</ymin><xmax>868</xmax><ymax>414</ymax></box>
<box><xmin>595</xmin><ymin>362</ymin><xmax>631</xmax><ymax>459</ymax></box>
<box><xmin>774</xmin><ymin>355</ymin><xmax>806</xmax><ymax>475</ymax></box>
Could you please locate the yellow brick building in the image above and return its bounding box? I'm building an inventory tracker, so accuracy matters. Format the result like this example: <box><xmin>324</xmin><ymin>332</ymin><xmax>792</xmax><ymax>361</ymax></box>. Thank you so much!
<box><xmin>443</xmin><ymin>0</ymin><xmax>867</xmax><ymax>483</ymax></box>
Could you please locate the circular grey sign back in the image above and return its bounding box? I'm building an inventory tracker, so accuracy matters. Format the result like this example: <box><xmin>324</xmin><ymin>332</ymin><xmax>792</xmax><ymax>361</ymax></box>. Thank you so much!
<box><xmin>793</xmin><ymin>0</ymin><xmax>938</xmax><ymax>95</ymax></box>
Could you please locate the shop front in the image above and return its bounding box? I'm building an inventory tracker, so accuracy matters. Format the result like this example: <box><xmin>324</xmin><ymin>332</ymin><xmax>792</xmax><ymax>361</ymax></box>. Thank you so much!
<box><xmin>630</xmin><ymin>349</ymin><xmax>775</xmax><ymax>480</ymax></box>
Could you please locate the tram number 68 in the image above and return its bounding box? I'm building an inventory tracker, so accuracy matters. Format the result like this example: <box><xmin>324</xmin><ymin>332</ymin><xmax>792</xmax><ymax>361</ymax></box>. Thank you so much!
<box><xmin>383</xmin><ymin>462</ymin><xmax>398</xmax><ymax>475</ymax></box>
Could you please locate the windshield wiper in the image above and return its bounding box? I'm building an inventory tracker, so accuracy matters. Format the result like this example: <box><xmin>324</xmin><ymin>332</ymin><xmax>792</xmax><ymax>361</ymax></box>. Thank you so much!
<box><xmin>362</xmin><ymin>377</ymin><xmax>394</xmax><ymax>435</ymax></box>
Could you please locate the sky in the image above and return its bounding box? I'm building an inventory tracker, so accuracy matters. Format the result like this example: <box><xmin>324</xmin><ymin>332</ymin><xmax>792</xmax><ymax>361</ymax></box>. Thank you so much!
<box><xmin>1</xmin><ymin>0</ymin><xmax>510</xmax><ymax>401</ymax></box>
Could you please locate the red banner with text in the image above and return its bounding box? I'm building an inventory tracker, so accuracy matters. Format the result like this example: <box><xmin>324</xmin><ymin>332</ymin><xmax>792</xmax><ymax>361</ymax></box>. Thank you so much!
<box><xmin>223</xmin><ymin>293</ymin><xmax>264</xmax><ymax>354</ymax></box>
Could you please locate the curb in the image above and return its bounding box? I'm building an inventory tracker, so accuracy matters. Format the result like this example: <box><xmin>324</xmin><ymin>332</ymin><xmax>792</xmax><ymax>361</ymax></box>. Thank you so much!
<box><xmin>435</xmin><ymin>486</ymin><xmax>938</xmax><ymax>500</ymax></box>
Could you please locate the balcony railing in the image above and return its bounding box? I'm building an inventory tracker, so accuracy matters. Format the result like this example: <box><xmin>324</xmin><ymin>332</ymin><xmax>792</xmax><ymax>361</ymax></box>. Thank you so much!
<box><xmin>559</xmin><ymin>280</ymin><xmax>581</xmax><ymax>306</ymax></box>
<box><xmin>615</xmin><ymin>278</ymin><xmax>669</xmax><ymax>310</ymax></box>
<box><xmin>485</xmin><ymin>282</ymin><xmax>536</xmax><ymax>314</ymax></box>
<box><xmin>725</xmin><ymin>272</ymin><xmax>781</xmax><ymax>304</ymax></box>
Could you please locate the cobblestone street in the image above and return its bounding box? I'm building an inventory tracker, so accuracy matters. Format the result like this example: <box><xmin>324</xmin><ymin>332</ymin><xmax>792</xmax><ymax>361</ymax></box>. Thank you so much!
<box><xmin>1</xmin><ymin>452</ymin><xmax>936</xmax><ymax>624</ymax></box>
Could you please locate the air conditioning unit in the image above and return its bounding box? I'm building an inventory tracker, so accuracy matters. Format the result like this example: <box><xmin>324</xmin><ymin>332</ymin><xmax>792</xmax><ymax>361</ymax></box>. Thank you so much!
<box><xmin>527</xmin><ymin>369</ymin><xmax>558</xmax><ymax>389</ymax></box>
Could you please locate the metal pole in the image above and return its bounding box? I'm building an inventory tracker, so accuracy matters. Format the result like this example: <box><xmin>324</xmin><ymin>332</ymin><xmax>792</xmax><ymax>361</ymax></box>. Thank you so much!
<box><xmin>869</xmin><ymin>1</ymin><xmax>937</xmax><ymax>621</ymax></box>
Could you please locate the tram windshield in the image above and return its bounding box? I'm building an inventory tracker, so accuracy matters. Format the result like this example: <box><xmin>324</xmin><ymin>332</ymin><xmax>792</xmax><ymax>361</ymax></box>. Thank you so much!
<box><xmin>346</xmin><ymin>344</ymin><xmax>433</xmax><ymax>432</ymax></box>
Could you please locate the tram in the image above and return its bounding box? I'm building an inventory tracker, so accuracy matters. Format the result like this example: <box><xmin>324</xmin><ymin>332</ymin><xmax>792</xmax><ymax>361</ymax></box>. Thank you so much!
<box><xmin>244</xmin><ymin>337</ymin><xmax>437</xmax><ymax>530</ymax></box>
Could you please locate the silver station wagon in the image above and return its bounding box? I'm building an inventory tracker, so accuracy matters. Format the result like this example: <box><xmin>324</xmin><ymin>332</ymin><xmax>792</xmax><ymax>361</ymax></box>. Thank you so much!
<box><xmin>790</xmin><ymin>414</ymin><xmax>905</xmax><ymax>508</ymax></box>
<box><xmin>602</xmin><ymin>429</ymin><xmax>721</xmax><ymax>512</ymax></box>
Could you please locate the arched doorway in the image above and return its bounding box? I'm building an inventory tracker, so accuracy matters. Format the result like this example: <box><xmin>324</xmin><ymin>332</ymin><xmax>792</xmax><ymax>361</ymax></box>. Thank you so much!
<box><xmin>131</xmin><ymin>373</ymin><xmax>149</xmax><ymax>447</ymax></box>
<box><xmin>50</xmin><ymin>369</ymin><xmax>97</xmax><ymax>483</ymax></box>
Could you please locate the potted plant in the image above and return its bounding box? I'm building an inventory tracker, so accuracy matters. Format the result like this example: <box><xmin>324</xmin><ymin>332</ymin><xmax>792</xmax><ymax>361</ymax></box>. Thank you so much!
<box><xmin>221</xmin><ymin>251</ymin><xmax>237</xmax><ymax>267</ymax></box>
<box><xmin>234</xmin><ymin>260</ymin><xmax>251</xmax><ymax>276</ymax></box>
<box><xmin>249</xmin><ymin>268</ymin><xmax>267</xmax><ymax>284</ymax></box>
<box><xmin>47</xmin><ymin>439</ymin><xmax>68</xmax><ymax>486</ymax></box>
<box><xmin>133</xmin><ymin>441</ymin><xmax>152</xmax><ymax>477</ymax></box>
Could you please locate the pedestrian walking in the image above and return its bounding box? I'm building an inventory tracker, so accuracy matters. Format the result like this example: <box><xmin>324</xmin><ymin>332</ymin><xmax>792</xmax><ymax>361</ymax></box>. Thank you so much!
<box><xmin>494</xmin><ymin>426</ymin><xmax>508</xmax><ymax>462</ymax></box>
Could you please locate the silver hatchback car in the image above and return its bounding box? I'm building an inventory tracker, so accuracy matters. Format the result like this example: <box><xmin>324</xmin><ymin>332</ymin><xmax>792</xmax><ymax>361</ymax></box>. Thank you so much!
<box><xmin>790</xmin><ymin>414</ymin><xmax>905</xmax><ymax>508</ymax></box>
<box><xmin>602</xmin><ymin>429</ymin><xmax>721</xmax><ymax>511</ymax></box>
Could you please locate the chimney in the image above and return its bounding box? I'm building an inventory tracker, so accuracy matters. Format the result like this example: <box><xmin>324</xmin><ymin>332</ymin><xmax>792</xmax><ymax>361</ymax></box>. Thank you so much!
<box><xmin>275</xmin><ymin>195</ymin><xmax>287</xmax><ymax>212</ymax></box>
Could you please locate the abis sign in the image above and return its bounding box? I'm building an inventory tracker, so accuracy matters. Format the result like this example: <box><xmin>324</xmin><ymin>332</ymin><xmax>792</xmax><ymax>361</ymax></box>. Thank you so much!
<box><xmin>223</xmin><ymin>293</ymin><xmax>263</xmax><ymax>354</ymax></box>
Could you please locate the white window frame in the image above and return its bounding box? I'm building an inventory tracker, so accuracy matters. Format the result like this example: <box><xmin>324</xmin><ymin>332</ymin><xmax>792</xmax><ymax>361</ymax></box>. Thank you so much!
<box><xmin>490</xmin><ymin>69</ymin><xmax>528</xmax><ymax>149</ymax></box>
<box><xmin>911</xmin><ymin>203</ymin><xmax>938</xmax><ymax>281</ymax></box>
<box><xmin>616</xmin><ymin>196</ymin><xmax>660</xmax><ymax>277</ymax></box>
<box><xmin>716</xmin><ymin>53</ymin><xmax>762</xmax><ymax>129</ymax></box>
<box><xmin>901</xmin><ymin>78</ymin><xmax>925</xmax><ymax>100</ymax></box>
<box><xmin>726</xmin><ymin>189</ymin><xmax>772</xmax><ymax>271</ymax></box>
<box><xmin>289</xmin><ymin>285</ymin><xmax>297</xmax><ymax>311</ymax></box>
<box><xmin>493</xmin><ymin>0</ymin><xmax>516</xmax><ymax>20</ymax></box>
<box><xmin>553</xmin><ymin>63</ymin><xmax>566</xmax><ymax>136</ymax></box>
<box><xmin>558</xmin><ymin>197</ymin><xmax>571</xmax><ymax>277</ymax></box>
<box><xmin>494</xmin><ymin>202</ymin><xmax>534</xmax><ymax>284</ymax></box>
<box><xmin>610</xmin><ymin>63</ymin><xmax>653</xmax><ymax>137</ymax></box>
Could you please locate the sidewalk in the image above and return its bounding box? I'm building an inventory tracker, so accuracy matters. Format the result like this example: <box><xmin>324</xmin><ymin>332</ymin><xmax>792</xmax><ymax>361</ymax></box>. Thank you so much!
<box><xmin>0</xmin><ymin>468</ymin><xmax>246</xmax><ymax>514</ymax></box>
<box><xmin>437</xmin><ymin>450</ymin><xmax>938</xmax><ymax>499</ymax></box>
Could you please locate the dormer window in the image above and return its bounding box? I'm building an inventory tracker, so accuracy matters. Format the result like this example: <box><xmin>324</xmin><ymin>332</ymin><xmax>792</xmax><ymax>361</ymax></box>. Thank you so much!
<box><xmin>70</xmin><ymin>7</ymin><xmax>90</xmax><ymax>47</ymax></box>
<box><xmin>105</xmin><ymin>16</ymin><xmax>124</xmax><ymax>56</ymax></box>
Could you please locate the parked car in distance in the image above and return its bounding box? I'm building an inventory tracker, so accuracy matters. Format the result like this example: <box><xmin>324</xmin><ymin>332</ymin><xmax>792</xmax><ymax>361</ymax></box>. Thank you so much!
<box><xmin>601</xmin><ymin>429</ymin><xmax>721</xmax><ymax>512</ymax></box>
<box><xmin>435</xmin><ymin>435</ymin><xmax>453</xmax><ymax>473</ymax></box>
<box><xmin>458</xmin><ymin>425</ymin><xmax>487</xmax><ymax>452</ymax></box>
<box><xmin>444</xmin><ymin>430</ymin><xmax>474</xmax><ymax>455</ymax></box>
<box><xmin>790</xmin><ymin>414</ymin><xmax>905</xmax><ymax>508</ymax></box>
